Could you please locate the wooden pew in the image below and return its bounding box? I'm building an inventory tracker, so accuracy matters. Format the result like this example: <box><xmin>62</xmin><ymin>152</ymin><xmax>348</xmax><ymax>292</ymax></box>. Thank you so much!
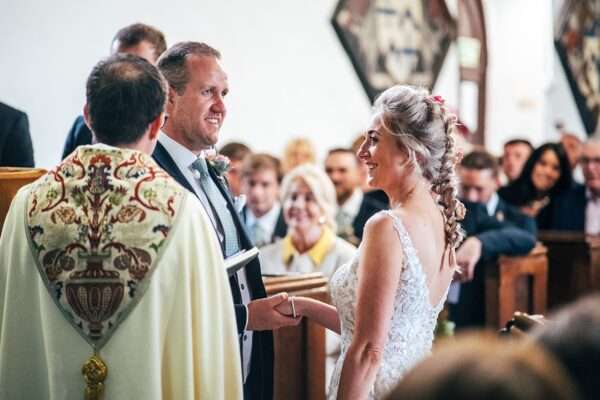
<box><xmin>485</xmin><ymin>244</ymin><xmax>548</xmax><ymax>329</ymax></box>
<box><xmin>538</xmin><ymin>230</ymin><xmax>600</xmax><ymax>309</ymax></box>
<box><xmin>264</xmin><ymin>273</ymin><xmax>329</xmax><ymax>400</ymax></box>
<box><xmin>0</xmin><ymin>167</ymin><xmax>46</xmax><ymax>232</ymax></box>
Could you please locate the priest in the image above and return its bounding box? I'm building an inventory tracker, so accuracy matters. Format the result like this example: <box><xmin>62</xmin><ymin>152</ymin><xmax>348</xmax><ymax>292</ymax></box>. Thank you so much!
<box><xmin>0</xmin><ymin>53</ymin><xmax>242</xmax><ymax>399</ymax></box>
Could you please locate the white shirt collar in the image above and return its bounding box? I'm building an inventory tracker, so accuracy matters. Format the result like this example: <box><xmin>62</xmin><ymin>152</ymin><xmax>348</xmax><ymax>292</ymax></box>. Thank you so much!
<box><xmin>246</xmin><ymin>202</ymin><xmax>281</xmax><ymax>233</ymax></box>
<box><xmin>158</xmin><ymin>131</ymin><xmax>199</xmax><ymax>172</ymax></box>
<box><xmin>486</xmin><ymin>192</ymin><xmax>499</xmax><ymax>216</ymax></box>
<box><xmin>339</xmin><ymin>188</ymin><xmax>364</xmax><ymax>220</ymax></box>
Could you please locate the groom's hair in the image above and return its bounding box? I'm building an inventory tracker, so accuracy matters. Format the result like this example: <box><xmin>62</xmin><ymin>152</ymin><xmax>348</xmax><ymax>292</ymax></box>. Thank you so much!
<box><xmin>157</xmin><ymin>41</ymin><xmax>221</xmax><ymax>95</ymax></box>
<box><xmin>86</xmin><ymin>53</ymin><xmax>167</xmax><ymax>146</ymax></box>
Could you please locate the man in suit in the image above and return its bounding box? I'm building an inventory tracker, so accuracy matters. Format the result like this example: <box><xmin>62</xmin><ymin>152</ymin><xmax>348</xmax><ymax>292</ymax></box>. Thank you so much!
<box><xmin>448</xmin><ymin>150</ymin><xmax>537</xmax><ymax>328</ymax></box>
<box><xmin>240</xmin><ymin>153</ymin><xmax>287</xmax><ymax>247</ymax></box>
<box><xmin>220</xmin><ymin>141</ymin><xmax>252</xmax><ymax>197</ymax></box>
<box><xmin>0</xmin><ymin>102</ymin><xmax>34</xmax><ymax>167</ymax></box>
<box><xmin>449</xmin><ymin>201</ymin><xmax>537</xmax><ymax>328</ymax></box>
<box><xmin>154</xmin><ymin>41</ymin><xmax>300</xmax><ymax>399</ymax></box>
<box><xmin>61</xmin><ymin>23</ymin><xmax>167</xmax><ymax>159</ymax></box>
<box><xmin>459</xmin><ymin>149</ymin><xmax>536</xmax><ymax>231</ymax></box>
<box><xmin>325</xmin><ymin>148</ymin><xmax>386</xmax><ymax>245</ymax></box>
<box><xmin>537</xmin><ymin>136</ymin><xmax>600</xmax><ymax>233</ymax></box>
<box><xmin>501</xmin><ymin>138</ymin><xmax>533</xmax><ymax>183</ymax></box>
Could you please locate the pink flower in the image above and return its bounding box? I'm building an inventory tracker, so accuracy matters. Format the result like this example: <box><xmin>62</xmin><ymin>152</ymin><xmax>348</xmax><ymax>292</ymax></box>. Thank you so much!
<box><xmin>431</xmin><ymin>95</ymin><xmax>445</xmax><ymax>105</ymax></box>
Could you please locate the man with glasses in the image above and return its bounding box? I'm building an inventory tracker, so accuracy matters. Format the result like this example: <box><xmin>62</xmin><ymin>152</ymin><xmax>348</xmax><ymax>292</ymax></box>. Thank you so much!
<box><xmin>538</xmin><ymin>136</ymin><xmax>600</xmax><ymax>233</ymax></box>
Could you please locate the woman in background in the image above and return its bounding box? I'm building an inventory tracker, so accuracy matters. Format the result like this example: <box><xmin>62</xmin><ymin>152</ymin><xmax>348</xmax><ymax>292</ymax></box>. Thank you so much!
<box><xmin>260</xmin><ymin>163</ymin><xmax>356</xmax><ymax>278</ymax></box>
<box><xmin>281</xmin><ymin>137</ymin><xmax>317</xmax><ymax>173</ymax></box>
<box><xmin>498</xmin><ymin>142</ymin><xmax>572</xmax><ymax>221</ymax></box>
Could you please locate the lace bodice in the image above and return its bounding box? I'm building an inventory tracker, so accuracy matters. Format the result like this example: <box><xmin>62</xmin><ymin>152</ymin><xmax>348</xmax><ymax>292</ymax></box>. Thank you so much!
<box><xmin>328</xmin><ymin>210</ymin><xmax>448</xmax><ymax>399</ymax></box>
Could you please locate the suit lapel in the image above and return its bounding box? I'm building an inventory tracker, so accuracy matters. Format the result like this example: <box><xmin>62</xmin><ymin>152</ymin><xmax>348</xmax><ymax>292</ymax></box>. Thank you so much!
<box><xmin>152</xmin><ymin>142</ymin><xmax>195</xmax><ymax>194</ymax></box>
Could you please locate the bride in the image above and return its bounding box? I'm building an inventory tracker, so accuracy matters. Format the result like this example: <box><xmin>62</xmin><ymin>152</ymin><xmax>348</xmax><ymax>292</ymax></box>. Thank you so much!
<box><xmin>277</xmin><ymin>85</ymin><xmax>465</xmax><ymax>399</ymax></box>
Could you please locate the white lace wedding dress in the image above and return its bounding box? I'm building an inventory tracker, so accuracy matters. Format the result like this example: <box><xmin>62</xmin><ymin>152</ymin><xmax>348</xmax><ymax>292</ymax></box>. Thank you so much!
<box><xmin>328</xmin><ymin>211</ymin><xmax>448</xmax><ymax>399</ymax></box>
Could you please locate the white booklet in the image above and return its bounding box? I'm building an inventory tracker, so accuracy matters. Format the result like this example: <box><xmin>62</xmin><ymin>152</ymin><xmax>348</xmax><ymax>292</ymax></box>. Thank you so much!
<box><xmin>225</xmin><ymin>247</ymin><xmax>259</xmax><ymax>276</ymax></box>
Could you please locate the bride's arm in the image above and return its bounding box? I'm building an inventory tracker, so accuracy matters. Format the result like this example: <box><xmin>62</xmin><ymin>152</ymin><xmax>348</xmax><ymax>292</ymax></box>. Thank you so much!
<box><xmin>276</xmin><ymin>296</ymin><xmax>340</xmax><ymax>334</ymax></box>
<box><xmin>336</xmin><ymin>214</ymin><xmax>405</xmax><ymax>400</ymax></box>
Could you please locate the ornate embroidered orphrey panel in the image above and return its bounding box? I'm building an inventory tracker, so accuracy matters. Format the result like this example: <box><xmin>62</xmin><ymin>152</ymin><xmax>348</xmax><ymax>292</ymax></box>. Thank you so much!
<box><xmin>555</xmin><ymin>0</ymin><xmax>600</xmax><ymax>135</ymax></box>
<box><xmin>332</xmin><ymin>0</ymin><xmax>455</xmax><ymax>103</ymax></box>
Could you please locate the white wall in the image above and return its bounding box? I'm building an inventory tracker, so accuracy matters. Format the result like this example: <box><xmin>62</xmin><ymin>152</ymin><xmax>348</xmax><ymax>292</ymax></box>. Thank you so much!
<box><xmin>482</xmin><ymin>0</ymin><xmax>586</xmax><ymax>155</ymax></box>
<box><xmin>0</xmin><ymin>0</ymin><xmax>588</xmax><ymax>168</ymax></box>
<box><xmin>0</xmin><ymin>0</ymin><xmax>372</xmax><ymax>169</ymax></box>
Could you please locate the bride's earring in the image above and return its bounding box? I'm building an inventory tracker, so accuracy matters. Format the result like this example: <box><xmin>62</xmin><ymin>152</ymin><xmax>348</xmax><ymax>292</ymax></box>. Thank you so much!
<box><xmin>318</xmin><ymin>216</ymin><xmax>326</xmax><ymax>225</ymax></box>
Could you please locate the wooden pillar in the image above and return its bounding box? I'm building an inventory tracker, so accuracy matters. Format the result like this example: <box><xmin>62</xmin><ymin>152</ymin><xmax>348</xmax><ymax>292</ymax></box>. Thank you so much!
<box><xmin>264</xmin><ymin>273</ymin><xmax>330</xmax><ymax>400</ymax></box>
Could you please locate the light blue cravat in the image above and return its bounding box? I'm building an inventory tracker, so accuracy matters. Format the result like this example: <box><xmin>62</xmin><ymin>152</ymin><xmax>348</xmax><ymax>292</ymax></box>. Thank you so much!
<box><xmin>191</xmin><ymin>157</ymin><xmax>240</xmax><ymax>257</ymax></box>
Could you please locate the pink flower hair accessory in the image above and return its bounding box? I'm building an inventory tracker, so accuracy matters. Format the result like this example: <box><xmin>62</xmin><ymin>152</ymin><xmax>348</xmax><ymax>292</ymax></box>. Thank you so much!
<box><xmin>430</xmin><ymin>95</ymin><xmax>445</xmax><ymax>105</ymax></box>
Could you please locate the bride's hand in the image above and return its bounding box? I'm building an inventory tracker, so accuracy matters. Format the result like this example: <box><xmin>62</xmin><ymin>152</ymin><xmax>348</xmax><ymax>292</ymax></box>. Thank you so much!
<box><xmin>275</xmin><ymin>297</ymin><xmax>295</xmax><ymax>317</ymax></box>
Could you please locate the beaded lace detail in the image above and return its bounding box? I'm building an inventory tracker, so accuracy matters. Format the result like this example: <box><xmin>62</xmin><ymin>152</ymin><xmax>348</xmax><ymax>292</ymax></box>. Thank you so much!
<box><xmin>328</xmin><ymin>210</ymin><xmax>448</xmax><ymax>399</ymax></box>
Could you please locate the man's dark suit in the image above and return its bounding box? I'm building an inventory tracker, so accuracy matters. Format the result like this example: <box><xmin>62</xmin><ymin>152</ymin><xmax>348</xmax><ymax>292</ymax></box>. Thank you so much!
<box><xmin>0</xmin><ymin>102</ymin><xmax>34</xmax><ymax>167</ymax></box>
<box><xmin>62</xmin><ymin>115</ymin><xmax>92</xmax><ymax>159</ymax></box>
<box><xmin>153</xmin><ymin>141</ymin><xmax>273</xmax><ymax>400</ymax></box>
<box><xmin>352</xmin><ymin>193</ymin><xmax>388</xmax><ymax>241</ymax></box>
<box><xmin>449</xmin><ymin>200</ymin><xmax>537</xmax><ymax>328</ymax></box>
<box><xmin>492</xmin><ymin>196</ymin><xmax>538</xmax><ymax>235</ymax></box>
<box><xmin>537</xmin><ymin>183</ymin><xmax>586</xmax><ymax>231</ymax></box>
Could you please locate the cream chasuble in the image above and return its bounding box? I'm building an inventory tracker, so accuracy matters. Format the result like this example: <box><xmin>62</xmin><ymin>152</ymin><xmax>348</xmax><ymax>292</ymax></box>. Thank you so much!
<box><xmin>0</xmin><ymin>145</ymin><xmax>243</xmax><ymax>400</ymax></box>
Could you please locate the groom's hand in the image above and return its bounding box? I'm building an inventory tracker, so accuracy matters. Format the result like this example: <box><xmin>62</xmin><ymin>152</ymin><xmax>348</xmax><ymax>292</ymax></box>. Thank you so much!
<box><xmin>247</xmin><ymin>293</ymin><xmax>302</xmax><ymax>331</ymax></box>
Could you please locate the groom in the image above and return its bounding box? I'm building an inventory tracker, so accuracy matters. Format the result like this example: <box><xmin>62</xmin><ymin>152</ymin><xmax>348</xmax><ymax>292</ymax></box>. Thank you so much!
<box><xmin>153</xmin><ymin>41</ymin><xmax>299</xmax><ymax>399</ymax></box>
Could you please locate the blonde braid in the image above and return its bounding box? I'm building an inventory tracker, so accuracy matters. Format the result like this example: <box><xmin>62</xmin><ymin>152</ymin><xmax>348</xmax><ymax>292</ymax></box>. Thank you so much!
<box><xmin>373</xmin><ymin>85</ymin><xmax>465</xmax><ymax>250</ymax></box>
<box><xmin>430</xmin><ymin>102</ymin><xmax>465</xmax><ymax>250</ymax></box>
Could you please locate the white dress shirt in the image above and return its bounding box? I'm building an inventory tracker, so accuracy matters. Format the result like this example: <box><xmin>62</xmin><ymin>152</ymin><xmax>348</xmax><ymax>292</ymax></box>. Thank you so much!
<box><xmin>339</xmin><ymin>188</ymin><xmax>364</xmax><ymax>222</ymax></box>
<box><xmin>245</xmin><ymin>202</ymin><xmax>282</xmax><ymax>247</ymax></box>
<box><xmin>486</xmin><ymin>192</ymin><xmax>500</xmax><ymax>217</ymax></box>
<box><xmin>586</xmin><ymin>189</ymin><xmax>600</xmax><ymax>235</ymax></box>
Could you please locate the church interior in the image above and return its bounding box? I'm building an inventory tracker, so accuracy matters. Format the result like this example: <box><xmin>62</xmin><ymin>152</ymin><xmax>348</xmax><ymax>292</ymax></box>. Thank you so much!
<box><xmin>1</xmin><ymin>0</ymin><xmax>599</xmax><ymax>399</ymax></box>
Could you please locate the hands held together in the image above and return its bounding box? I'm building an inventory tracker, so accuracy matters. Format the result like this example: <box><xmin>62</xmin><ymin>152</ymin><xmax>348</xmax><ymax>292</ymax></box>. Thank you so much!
<box><xmin>246</xmin><ymin>292</ymin><xmax>302</xmax><ymax>331</ymax></box>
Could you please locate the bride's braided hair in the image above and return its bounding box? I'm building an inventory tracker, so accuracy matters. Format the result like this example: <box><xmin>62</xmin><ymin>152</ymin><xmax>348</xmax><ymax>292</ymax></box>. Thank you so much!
<box><xmin>374</xmin><ymin>85</ymin><xmax>465</xmax><ymax>249</ymax></box>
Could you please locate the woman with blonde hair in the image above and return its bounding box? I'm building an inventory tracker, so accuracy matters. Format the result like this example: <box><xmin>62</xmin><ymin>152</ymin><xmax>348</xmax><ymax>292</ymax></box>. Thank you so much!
<box><xmin>260</xmin><ymin>164</ymin><xmax>356</xmax><ymax>277</ymax></box>
<box><xmin>276</xmin><ymin>85</ymin><xmax>465</xmax><ymax>399</ymax></box>
<box><xmin>281</xmin><ymin>137</ymin><xmax>317</xmax><ymax>173</ymax></box>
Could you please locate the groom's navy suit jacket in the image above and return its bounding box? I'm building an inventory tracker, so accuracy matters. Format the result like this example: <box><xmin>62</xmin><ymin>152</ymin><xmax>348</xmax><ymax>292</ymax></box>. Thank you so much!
<box><xmin>153</xmin><ymin>142</ymin><xmax>273</xmax><ymax>400</ymax></box>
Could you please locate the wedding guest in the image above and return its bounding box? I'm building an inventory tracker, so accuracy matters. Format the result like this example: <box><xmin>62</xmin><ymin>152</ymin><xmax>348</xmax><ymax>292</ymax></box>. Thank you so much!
<box><xmin>498</xmin><ymin>142</ymin><xmax>572</xmax><ymax>222</ymax></box>
<box><xmin>387</xmin><ymin>333</ymin><xmax>579</xmax><ymax>400</ymax></box>
<box><xmin>0</xmin><ymin>101</ymin><xmax>34</xmax><ymax>167</ymax></box>
<box><xmin>325</xmin><ymin>148</ymin><xmax>386</xmax><ymax>245</ymax></box>
<box><xmin>62</xmin><ymin>23</ymin><xmax>167</xmax><ymax>159</ymax></box>
<box><xmin>502</xmin><ymin>138</ymin><xmax>534</xmax><ymax>183</ymax></box>
<box><xmin>536</xmin><ymin>136</ymin><xmax>600</xmax><ymax>233</ymax></box>
<box><xmin>281</xmin><ymin>137</ymin><xmax>316</xmax><ymax>173</ymax></box>
<box><xmin>533</xmin><ymin>294</ymin><xmax>600</xmax><ymax>400</ymax></box>
<box><xmin>260</xmin><ymin>163</ymin><xmax>356</xmax><ymax>277</ymax></box>
<box><xmin>220</xmin><ymin>141</ymin><xmax>251</xmax><ymax>197</ymax></box>
<box><xmin>459</xmin><ymin>149</ymin><xmax>536</xmax><ymax>228</ymax></box>
<box><xmin>241</xmin><ymin>153</ymin><xmax>286</xmax><ymax>247</ymax></box>
<box><xmin>351</xmin><ymin>134</ymin><xmax>389</xmax><ymax>206</ymax></box>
